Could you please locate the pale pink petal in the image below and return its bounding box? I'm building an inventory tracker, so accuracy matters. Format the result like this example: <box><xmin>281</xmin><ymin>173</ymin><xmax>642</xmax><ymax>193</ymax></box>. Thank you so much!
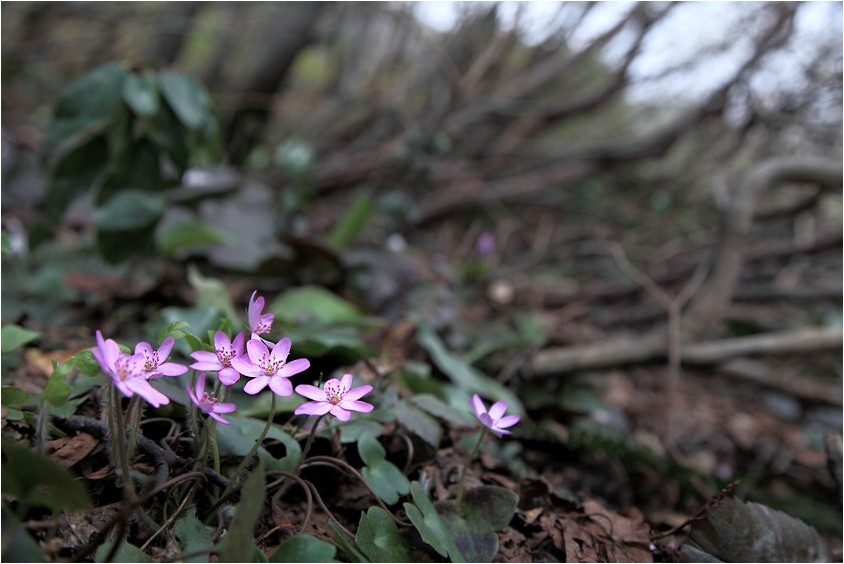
<box><xmin>157</xmin><ymin>362</ymin><xmax>188</xmax><ymax>376</ymax></box>
<box><xmin>246</xmin><ymin>338</ymin><xmax>269</xmax><ymax>364</ymax></box>
<box><xmin>488</xmin><ymin>400</ymin><xmax>508</xmax><ymax>420</ymax></box>
<box><xmin>231</xmin><ymin>355</ymin><xmax>262</xmax><ymax>377</ymax></box>
<box><xmin>339</xmin><ymin>399</ymin><xmax>373</xmax><ymax>413</ymax></box>
<box><xmin>214</xmin><ymin>402</ymin><xmax>237</xmax><ymax>414</ymax></box>
<box><xmin>493</xmin><ymin>428</ymin><xmax>512</xmax><ymax>436</ymax></box>
<box><xmin>339</xmin><ymin>373</ymin><xmax>353</xmax><ymax>390</ymax></box>
<box><xmin>157</xmin><ymin>336</ymin><xmax>175</xmax><ymax>359</ymax></box>
<box><xmin>190</xmin><ymin>350</ymin><xmax>219</xmax><ymax>364</ymax></box>
<box><xmin>330</xmin><ymin>405</ymin><xmax>351</xmax><ymax>421</ymax></box>
<box><xmin>479</xmin><ymin>413</ymin><xmax>494</xmax><ymax>428</ymax></box>
<box><xmin>191</xmin><ymin>359</ymin><xmax>223</xmax><ymax>371</ymax></box>
<box><xmin>195</xmin><ymin>373</ymin><xmax>206</xmax><ymax>399</ymax></box>
<box><xmin>213</xmin><ymin>331</ymin><xmax>231</xmax><ymax>351</ymax></box>
<box><xmin>209</xmin><ymin>412</ymin><xmax>230</xmax><ymax>424</ymax></box>
<box><xmin>270</xmin><ymin>338</ymin><xmax>291</xmax><ymax>364</ymax></box>
<box><xmin>231</xmin><ymin>332</ymin><xmax>245</xmax><ymax>351</ymax></box>
<box><xmin>92</xmin><ymin>346</ymin><xmax>108</xmax><ymax>373</ymax></box>
<box><xmin>268</xmin><ymin>376</ymin><xmax>293</xmax><ymax>397</ymax></box>
<box><xmin>218</xmin><ymin>367</ymin><xmax>241</xmax><ymax>385</ymax></box>
<box><xmin>295</xmin><ymin>384</ymin><xmax>327</xmax><ymax>401</ymax></box>
<box><xmin>135</xmin><ymin>342</ymin><xmax>154</xmax><ymax>356</ymax></box>
<box><xmin>495</xmin><ymin>415</ymin><xmax>520</xmax><ymax>429</ymax></box>
<box><xmin>295</xmin><ymin>401</ymin><xmax>333</xmax><ymax>416</ymax></box>
<box><xmin>125</xmin><ymin>378</ymin><xmax>169</xmax><ymax>407</ymax></box>
<box><xmin>470</xmin><ymin>394</ymin><xmax>486</xmax><ymax>418</ymax></box>
<box><xmin>186</xmin><ymin>383</ymin><xmax>199</xmax><ymax>406</ymax></box>
<box><xmin>113</xmin><ymin>379</ymin><xmax>133</xmax><ymax>398</ymax></box>
<box><xmin>96</xmin><ymin>332</ymin><xmax>119</xmax><ymax>368</ymax></box>
<box><xmin>248</xmin><ymin>291</ymin><xmax>263</xmax><ymax>327</ymax></box>
<box><xmin>278</xmin><ymin>358</ymin><xmax>310</xmax><ymax>378</ymax></box>
<box><xmin>342</xmin><ymin>384</ymin><xmax>372</xmax><ymax>402</ymax></box>
<box><xmin>125</xmin><ymin>354</ymin><xmax>148</xmax><ymax>376</ymax></box>
<box><xmin>243</xmin><ymin>377</ymin><xmax>270</xmax><ymax>395</ymax></box>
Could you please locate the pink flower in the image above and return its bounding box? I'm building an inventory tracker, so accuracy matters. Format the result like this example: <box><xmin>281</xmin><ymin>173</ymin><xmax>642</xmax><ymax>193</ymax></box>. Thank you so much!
<box><xmin>186</xmin><ymin>373</ymin><xmax>237</xmax><ymax>425</ymax></box>
<box><xmin>248</xmin><ymin>291</ymin><xmax>274</xmax><ymax>339</ymax></box>
<box><xmin>230</xmin><ymin>337</ymin><xmax>310</xmax><ymax>396</ymax></box>
<box><xmin>294</xmin><ymin>374</ymin><xmax>373</xmax><ymax>421</ymax></box>
<box><xmin>135</xmin><ymin>336</ymin><xmax>188</xmax><ymax>379</ymax></box>
<box><xmin>470</xmin><ymin>394</ymin><xmax>519</xmax><ymax>436</ymax></box>
<box><xmin>189</xmin><ymin>331</ymin><xmax>246</xmax><ymax>385</ymax></box>
<box><xmin>91</xmin><ymin>331</ymin><xmax>169</xmax><ymax>408</ymax></box>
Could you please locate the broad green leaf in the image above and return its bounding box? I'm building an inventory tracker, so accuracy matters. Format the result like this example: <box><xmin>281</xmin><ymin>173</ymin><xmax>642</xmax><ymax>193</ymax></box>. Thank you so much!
<box><xmin>395</xmin><ymin>400</ymin><xmax>441</xmax><ymax>447</ymax></box>
<box><xmin>403</xmin><ymin>481</ymin><xmax>462</xmax><ymax>561</ymax></box>
<box><xmin>173</xmin><ymin>508</ymin><xmax>215</xmax><ymax>563</ymax></box>
<box><xmin>357</xmin><ymin>432</ymin><xmax>386</xmax><ymax>467</ymax></box>
<box><xmin>327</xmin><ymin>519</ymin><xmax>368</xmax><ymax>563</ymax></box>
<box><xmin>158</xmin><ymin>221</ymin><xmax>235</xmax><ymax>256</ymax></box>
<box><xmin>94</xmin><ymin>190</ymin><xmax>165</xmax><ymax>231</ymax></box>
<box><xmin>123</xmin><ymin>72</ymin><xmax>160</xmax><ymax>117</ymax></box>
<box><xmin>158</xmin><ymin>71</ymin><xmax>211</xmax><ymax>130</ymax></box>
<box><xmin>410</xmin><ymin>394</ymin><xmax>469</xmax><ymax>426</ymax></box>
<box><xmin>147</xmin><ymin>104</ymin><xmax>190</xmax><ymax>171</ymax></box>
<box><xmin>681</xmin><ymin>497</ymin><xmax>829</xmax><ymax>562</ymax></box>
<box><xmin>187</xmin><ymin>265</ymin><xmax>238</xmax><ymax>323</ymax></box>
<box><xmin>44</xmin><ymin>361</ymin><xmax>72</xmax><ymax>407</ymax></box>
<box><xmin>270</xmin><ymin>286</ymin><xmax>361</xmax><ymax>326</ymax></box>
<box><xmin>0</xmin><ymin>387</ymin><xmax>27</xmax><ymax>407</ymax></box>
<box><xmin>96</xmin><ymin>225</ymin><xmax>157</xmax><ymax>264</ymax></box>
<box><xmin>1</xmin><ymin>325</ymin><xmax>40</xmax><ymax>352</ymax></box>
<box><xmin>358</xmin><ymin>433</ymin><xmax>409</xmax><ymax>505</ymax></box>
<box><xmin>339</xmin><ymin>419</ymin><xmax>383</xmax><ymax>444</ymax></box>
<box><xmin>270</xmin><ymin>534</ymin><xmax>337</xmax><ymax>563</ymax></box>
<box><xmin>94</xmin><ymin>541</ymin><xmax>153</xmax><ymax>563</ymax></box>
<box><xmin>417</xmin><ymin>327</ymin><xmax>523</xmax><ymax>416</ymax></box>
<box><xmin>2</xmin><ymin>504</ymin><xmax>43</xmax><ymax>562</ymax></box>
<box><xmin>435</xmin><ymin>501</ymin><xmax>499</xmax><ymax>563</ymax></box>
<box><xmin>158</xmin><ymin>321</ymin><xmax>192</xmax><ymax>343</ymax></box>
<box><xmin>216</xmin><ymin>416</ymin><xmax>300</xmax><ymax>472</ymax></box>
<box><xmin>71</xmin><ymin>348</ymin><xmax>102</xmax><ymax>377</ymax></box>
<box><xmin>326</xmin><ymin>196</ymin><xmax>372</xmax><ymax>252</ymax></box>
<box><xmin>1</xmin><ymin>437</ymin><xmax>90</xmax><ymax>511</ymax></box>
<box><xmin>218</xmin><ymin>462</ymin><xmax>265</xmax><ymax>563</ymax></box>
<box><xmin>282</xmin><ymin>325</ymin><xmax>372</xmax><ymax>362</ymax></box>
<box><xmin>459</xmin><ymin>486</ymin><xmax>518</xmax><ymax>531</ymax></box>
<box><xmin>355</xmin><ymin>507</ymin><xmax>411</xmax><ymax>562</ymax></box>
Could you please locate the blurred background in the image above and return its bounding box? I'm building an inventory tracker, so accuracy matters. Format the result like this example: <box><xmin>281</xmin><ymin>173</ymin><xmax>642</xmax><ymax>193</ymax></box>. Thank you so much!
<box><xmin>1</xmin><ymin>0</ymin><xmax>842</xmax><ymax>554</ymax></box>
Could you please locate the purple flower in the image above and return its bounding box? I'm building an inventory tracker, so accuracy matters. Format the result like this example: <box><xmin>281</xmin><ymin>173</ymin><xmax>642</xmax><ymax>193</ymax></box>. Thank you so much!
<box><xmin>135</xmin><ymin>336</ymin><xmax>188</xmax><ymax>379</ymax></box>
<box><xmin>187</xmin><ymin>373</ymin><xmax>237</xmax><ymax>425</ymax></box>
<box><xmin>248</xmin><ymin>291</ymin><xmax>274</xmax><ymax>338</ymax></box>
<box><xmin>230</xmin><ymin>337</ymin><xmax>310</xmax><ymax>396</ymax></box>
<box><xmin>189</xmin><ymin>331</ymin><xmax>246</xmax><ymax>385</ymax></box>
<box><xmin>470</xmin><ymin>394</ymin><xmax>519</xmax><ymax>436</ymax></box>
<box><xmin>294</xmin><ymin>374</ymin><xmax>373</xmax><ymax>421</ymax></box>
<box><xmin>91</xmin><ymin>331</ymin><xmax>169</xmax><ymax>408</ymax></box>
<box><xmin>476</xmin><ymin>231</ymin><xmax>496</xmax><ymax>257</ymax></box>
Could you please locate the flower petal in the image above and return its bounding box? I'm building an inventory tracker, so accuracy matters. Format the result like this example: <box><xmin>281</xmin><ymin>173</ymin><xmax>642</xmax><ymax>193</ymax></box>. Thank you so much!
<box><xmin>190</xmin><ymin>360</ymin><xmax>223</xmax><ymax>372</ymax></box>
<box><xmin>278</xmin><ymin>358</ymin><xmax>310</xmax><ymax>378</ymax></box>
<box><xmin>495</xmin><ymin>414</ymin><xmax>520</xmax><ymax>429</ymax></box>
<box><xmin>157</xmin><ymin>362</ymin><xmax>188</xmax><ymax>376</ymax></box>
<box><xmin>186</xmin><ymin>383</ymin><xmax>199</xmax><ymax>406</ymax></box>
<box><xmin>231</xmin><ymin>331</ymin><xmax>246</xmax><ymax>351</ymax></box>
<box><xmin>157</xmin><ymin>336</ymin><xmax>175</xmax><ymax>359</ymax></box>
<box><xmin>218</xmin><ymin>367</ymin><xmax>241</xmax><ymax>385</ymax></box>
<box><xmin>135</xmin><ymin>341</ymin><xmax>154</xmax><ymax>357</ymax></box>
<box><xmin>295</xmin><ymin>401</ymin><xmax>333</xmax><ymax>416</ymax></box>
<box><xmin>339</xmin><ymin>373</ymin><xmax>354</xmax><ymax>390</ymax></box>
<box><xmin>209</xmin><ymin>412</ymin><xmax>230</xmax><ymax>425</ymax></box>
<box><xmin>470</xmin><ymin>394</ymin><xmax>487</xmax><ymax>418</ymax></box>
<box><xmin>295</xmin><ymin>384</ymin><xmax>327</xmax><ymax>401</ymax></box>
<box><xmin>125</xmin><ymin>378</ymin><xmax>170</xmax><ymax>407</ymax></box>
<box><xmin>330</xmin><ymin>405</ymin><xmax>351</xmax><ymax>421</ymax></box>
<box><xmin>243</xmin><ymin>377</ymin><xmax>269</xmax><ymax>395</ymax></box>
<box><xmin>214</xmin><ymin>402</ymin><xmax>237</xmax><ymax>414</ymax></box>
<box><xmin>190</xmin><ymin>350</ymin><xmax>219</xmax><ymax>363</ymax></box>
<box><xmin>268</xmin><ymin>376</ymin><xmax>293</xmax><ymax>397</ymax></box>
<box><xmin>195</xmin><ymin>373</ymin><xmax>206</xmax><ymax>399</ymax></box>
<box><xmin>270</xmin><ymin>338</ymin><xmax>291</xmax><ymax>364</ymax></box>
<box><xmin>231</xmin><ymin>355</ymin><xmax>262</xmax><ymax>377</ymax></box>
<box><xmin>339</xmin><ymin>399</ymin><xmax>373</xmax><ymax>413</ymax></box>
<box><xmin>246</xmin><ymin>338</ymin><xmax>269</xmax><ymax>364</ymax></box>
<box><xmin>488</xmin><ymin>400</ymin><xmax>508</xmax><ymax>420</ymax></box>
<box><xmin>213</xmin><ymin>331</ymin><xmax>231</xmax><ymax>351</ymax></box>
<box><xmin>343</xmin><ymin>385</ymin><xmax>372</xmax><ymax>402</ymax></box>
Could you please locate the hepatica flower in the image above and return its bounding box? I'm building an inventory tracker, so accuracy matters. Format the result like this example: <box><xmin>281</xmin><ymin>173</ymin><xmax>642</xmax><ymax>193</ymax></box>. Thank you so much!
<box><xmin>231</xmin><ymin>337</ymin><xmax>310</xmax><ymax>396</ymax></box>
<box><xmin>470</xmin><ymin>394</ymin><xmax>519</xmax><ymax>436</ymax></box>
<box><xmin>136</xmin><ymin>336</ymin><xmax>188</xmax><ymax>379</ymax></box>
<box><xmin>248</xmin><ymin>291</ymin><xmax>274</xmax><ymax>338</ymax></box>
<box><xmin>294</xmin><ymin>374</ymin><xmax>373</xmax><ymax>421</ymax></box>
<box><xmin>187</xmin><ymin>373</ymin><xmax>236</xmax><ymax>425</ymax></box>
<box><xmin>92</xmin><ymin>331</ymin><xmax>169</xmax><ymax>408</ymax></box>
<box><xmin>190</xmin><ymin>331</ymin><xmax>245</xmax><ymax>385</ymax></box>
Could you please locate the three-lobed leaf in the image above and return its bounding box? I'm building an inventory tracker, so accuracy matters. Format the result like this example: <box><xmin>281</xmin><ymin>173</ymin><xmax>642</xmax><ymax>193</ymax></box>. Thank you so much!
<box><xmin>358</xmin><ymin>433</ymin><xmax>410</xmax><ymax>504</ymax></box>
<box><xmin>355</xmin><ymin>507</ymin><xmax>411</xmax><ymax>562</ymax></box>
<box><xmin>270</xmin><ymin>534</ymin><xmax>337</xmax><ymax>563</ymax></box>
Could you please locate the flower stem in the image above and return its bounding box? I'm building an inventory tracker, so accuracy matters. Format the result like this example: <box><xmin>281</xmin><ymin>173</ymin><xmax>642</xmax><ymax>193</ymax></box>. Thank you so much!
<box><xmin>219</xmin><ymin>393</ymin><xmax>276</xmax><ymax>500</ymax></box>
<box><xmin>456</xmin><ymin>427</ymin><xmax>487</xmax><ymax>506</ymax></box>
<box><xmin>111</xmin><ymin>384</ymin><xmax>136</xmax><ymax>500</ymax></box>
<box><xmin>295</xmin><ymin>414</ymin><xmax>326</xmax><ymax>474</ymax></box>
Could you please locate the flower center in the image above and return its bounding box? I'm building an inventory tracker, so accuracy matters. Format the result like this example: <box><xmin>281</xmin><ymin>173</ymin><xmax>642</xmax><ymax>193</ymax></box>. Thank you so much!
<box><xmin>324</xmin><ymin>381</ymin><xmax>348</xmax><ymax>405</ymax></box>
<box><xmin>260</xmin><ymin>353</ymin><xmax>283</xmax><ymax>376</ymax></box>
<box><xmin>216</xmin><ymin>347</ymin><xmax>235</xmax><ymax>367</ymax></box>
<box><xmin>200</xmin><ymin>392</ymin><xmax>218</xmax><ymax>405</ymax></box>
<box><xmin>143</xmin><ymin>351</ymin><xmax>160</xmax><ymax>372</ymax></box>
<box><xmin>115</xmin><ymin>355</ymin><xmax>137</xmax><ymax>381</ymax></box>
<box><xmin>254</xmin><ymin>319</ymin><xmax>272</xmax><ymax>335</ymax></box>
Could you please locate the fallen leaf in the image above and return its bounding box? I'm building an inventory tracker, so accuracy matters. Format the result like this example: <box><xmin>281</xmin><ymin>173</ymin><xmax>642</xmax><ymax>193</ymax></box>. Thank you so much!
<box><xmin>48</xmin><ymin>433</ymin><xmax>99</xmax><ymax>467</ymax></box>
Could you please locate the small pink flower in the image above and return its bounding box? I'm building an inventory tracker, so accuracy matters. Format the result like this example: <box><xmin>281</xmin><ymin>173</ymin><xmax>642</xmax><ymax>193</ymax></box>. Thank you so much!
<box><xmin>136</xmin><ymin>336</ymin><xmax>188</xmax><ymax>379</ymax></box>
<box><xmin>476</xmin><ymin>231</ymin><xmax>495</xmax><ymax>257</ymax></box>
<box><xmin>230</xmin><ymin>337</ymin><xmax>310</xmax><ymax>396</ymax></box>
<box><xmin>470</xmin><ymin>394</ymin><xmax>519</xmax><ymax>436</ymax></box>
<box><xmin>187</xmin><ymin>373</ymin><xmax>237</xmax><ymax>425</ymax></box>
<box><xmin>248</xmin><ymin>291</ymin><xmax>274</xmax><ymax>339</ymax></box>
<box><xmin>91</xmin><ymin>331</ymin><xmax>169</xmax><ymax>408</ymax></box>
<box><xmin>189</xmin><ymin>331</ymin><xmax>246</xmax><ymax>385</ymax></box>
<box><xmin>294</xmin><ymin>374</ymin><xmax>373</xmax><ymax>422</ymax></box>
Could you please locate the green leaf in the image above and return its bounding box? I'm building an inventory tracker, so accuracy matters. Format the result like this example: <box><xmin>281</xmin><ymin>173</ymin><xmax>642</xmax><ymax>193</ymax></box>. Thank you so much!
<box><xmin>215</xmin><ymin>416</ymin><xmax>301</xmax><ymax>472</ymax></box>
<box><xmin>173</xmin><ymin>508</ymin><xmax>215</xmax><ymax>563</ymax></box>
<box><xmin>326</xmin><ymin>196</ymin><xmax>372</xmax><ymax>252</ymax></box>
<box><xmin>1</xmin><ymin>436</ymin><xmax>90</xmax><ymax>511</ymax></box>
<box><xmin>270</xmin><ymin>286</ymin><xmax>361</xmax><ymax>326</ymax></box>
<box><xmin>681</xmin><ymin>497</ymin><xmax>829</xmax><ymax>562</ymax></box>
<box><xmin>158</xmin><ymin>321</ymin><xmax>192</xmax><ymax>343</ymax></box>
<box><xmin>218</xmin><ymin>462</ymin><xmax>265</xmax><ymax>563</ymax></box>
<box><xmin>358</xmin><ymin>433</ymin><xmax>410</xmax><ymax>505</ymax></box>
<box><xmin>158</xmin><ymin>71</ymin><xmax>211</xmax><ymax>130</ymax></box>
<box><xmin>418</xmin><ymin>327</ymin><xmax>523</xmax><ymax>416</ymax></box>
<box><xmin>281</xmin><ymin>325</ymin><xmax>372</xmax><ymax>363</ymax></box>
<box><xmin>459</xmin><ymin>486</ymin><xmax>518</xmax><ymax>531</ymax></box>
<box><xmin>1</xmin><ymin>325</ymin><xmax>40</xmax><ymax>352</ymax></box>
<box><xmin>2</xmin><ymin>504</ymin><xmax>43</xmax><ymax>562</ymax></box>
<box><xmin>339</xmin><ymin>419</ymin><xmax>383</xmax><ymax>444</ymax></box>
<box><xmin>270</xmin><ymin>534</ymin><xmax>337</xmax><ymax>563</ymax></box>
<box><xmin>71</xmin><ymin>348</ymin><xmax>102</xmax><ymax>377</ymax></box>
<box><xmin>94</xmin><ymin>541</ymin><xmax>153</xmax><ymax>563</ymax></box>
<box><xmin>158</xmin><ymin>221</ymin><xmax>235</xmax><ymax>256</ymax></box>
<box><xmin>435</xmin><ymin>501</ymin><xmax>499</xmax><ymax>563</ymax></box>
<box><xmin>187</xmin><ymin>265</ymin><xmax>238</xmax><ymax>323</ymax></box>
<box><xmin>403</xmin><ymin>481</ymin><xmax>462</xmax><ymax>561</ymax></box>
<box><xmin>123</xmin><ymin>72</ymin><xmax>160</xmax><ymax>117</ymax></box>
<box><xmin>410</xmin><ymin>394</ymin><xmax>468</xmax><ymax>426</ymax></box>
<box><xmin>96</xmin><ymin>225</ymin><xmax>157</xmax><ymax>264</ymax></box>
<box><xmin>395</xmin><ymin>399</ymin><xmax>441</xmax><ymax>447</ymax></box>
<box><xmin>1</xmin><ymin>387</ymin><xmax>27</xmax><ymax>407</ymax></box>
<box><xmin>44</xmin><ymin>361</ymin><xmax>72</xmax><ymax>407</ymax></box>
<box><xmin>355</xmin><ymin>507</ymin><xmax>411</xmax><ymax>562</ymax></box>
<box><xmin>327</xmin><ymin>519</ymin><xmax>368</xmax><ymax>563</ymax></box>
<box><xmin>94</xmin><ymin>190</ymin><xmax>166</xmax><ymax>231</ymax></box>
